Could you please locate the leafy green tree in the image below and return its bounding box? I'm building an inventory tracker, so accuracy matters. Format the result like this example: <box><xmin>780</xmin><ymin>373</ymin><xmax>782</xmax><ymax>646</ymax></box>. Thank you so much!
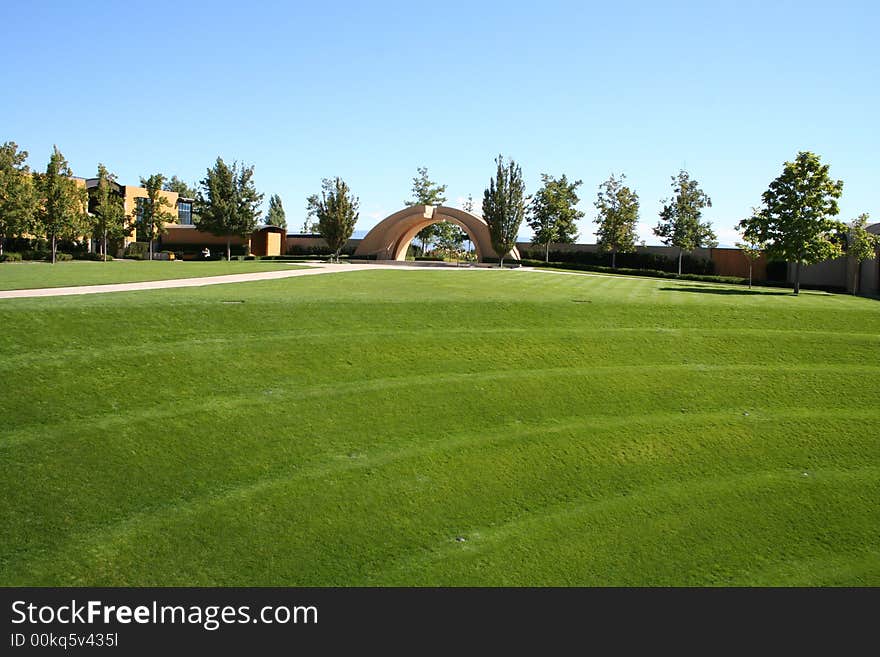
<box><xmin>196</xmin><ymin>158</ymin><xmax>264</xmax><ymax>261</ymax></box>
<box><xmin>482</xmin><ymin>154</ymin><xmax>526</xmax><ymax>268</ymax></box>
<box><xmin>737</xmin><ymin>152</ymin><xmax>845</xmax><ymax>295</ymax></box>
<box><xmin>654</xmin><ymin>170</ymin><xmax>716</xmax><ymax>275</ymax></box>
<box><xmin>163</xmin><ymin>175</ymin><xmax>198</xmax><ymax>198</ymax></box>
<box><xmin>736</xmin><ymin>230</ymin><xmax>764</xmax><ymax>290</ymax></box>
<box><xmin>434</xmin><ymin>221</ymin><xmax>464</xmax><ymax>259</ymax></box>
<box><xmin>266</xmin><ymin>194</ymin><xmax>287</xmax><ymax>230</ymax></box>
<box><xmin>0</xmin><ymin>141</ymin><xmax>37</xmax><ymax>255</ymax></box>
<box><xmin>307</xmin><ymin>177</ymin><xmax>359</xmax><ymax>262</ymax></box>
<box><xmin>846</xmin><ymin>213</ymin><xmax>879</xmax><ymax>295</ymax></box>
<box><xmin>139</xmin><ymin>173</ymin><xmax>175</xmax><ymax>260</ymax></box>
<box><xmin>528</xmin><ymin>174</ymin><xmax>583</xmax><ymax>262</ymax></box>
<box><xmin>35</xmin><ymin>146</ymin><xmax>88</xmax><ymax>264</ymax></box>
<box><xmin>594</xmin><ymin>173</ymin><xmax>639</xmax><ymax>269</ymax></box>
<box><xmin>92</xmin><ymin>164</ymin><xmax>129</xmax><ymax>261</ymax></box>
<box><xmin>406</xmin><ymin>166</ymin><xmax>447</xmax><ymax>254</ymax></box>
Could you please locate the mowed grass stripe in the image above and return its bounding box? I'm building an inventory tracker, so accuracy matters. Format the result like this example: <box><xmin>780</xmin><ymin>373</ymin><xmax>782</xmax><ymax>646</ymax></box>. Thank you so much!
<box><xmin>5</xmin><ymin>412</ymin><xmax>877</xmax><ymax>585</ymax></box>
<box><xmin>0</xmin><ymin>260</ymin><xmax>309</xmax><ymax>290</ymax></box>
<box><xmin>0</xmin><ymin>269</ymin><xmax>878</xmax><ymax>585</ymax></box>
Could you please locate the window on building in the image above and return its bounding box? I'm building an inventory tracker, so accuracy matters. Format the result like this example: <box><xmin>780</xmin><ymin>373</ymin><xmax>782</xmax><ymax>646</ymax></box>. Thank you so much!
<box><xmin>178</xmin><ymin>201</ymin><xmax>193</xmax><ymax>225</ymax></box>
<box><xmin>135</xmin><ymin>197</ymin><xmax>148</xmax><ymax>242</ymax></box>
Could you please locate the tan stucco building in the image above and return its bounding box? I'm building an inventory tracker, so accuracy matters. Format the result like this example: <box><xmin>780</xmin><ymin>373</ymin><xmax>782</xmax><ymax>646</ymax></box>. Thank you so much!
<box><xmin>83</xmin><ymin>178</ymin><xmax>283</xmax><ymax>258</ymax></box>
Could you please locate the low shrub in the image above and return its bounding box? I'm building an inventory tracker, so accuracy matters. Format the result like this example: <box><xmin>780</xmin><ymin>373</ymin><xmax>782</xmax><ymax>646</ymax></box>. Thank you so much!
<box><xmin>517</xmin><ymin>247</ymin><xmax>716</xmax><ymax>275</ymax></box>
<box><xmin>482</xmin><ymin>257</ymin><xmax>523</xmax><ymax>267</ymax></box>
<box><xmin>46</xmin><ymin>253</ymin><xmax>73</xmax><ymax>262</ymax></box>
<box><xmin>0</xmin><ymin>252</ymin><xmax>23</xmax><ymax>262</ymax></box>
<box><xmin>74</xmin><ymin>252</ymin><xmax>114</xmax><ymax>261</ymax></box>
<box><xmin>22</xmin><ymin>250</ymin><xmax>49</xmax><ymax>261</ymax></box>
<box><xmin>125</xmin><ymin>242</ymin><xmax>150</xmax><ymax>259</ymax></box>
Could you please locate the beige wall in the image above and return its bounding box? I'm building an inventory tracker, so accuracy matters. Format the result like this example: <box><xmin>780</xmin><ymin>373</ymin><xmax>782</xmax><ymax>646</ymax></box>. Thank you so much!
<box><xmin>122</xmin><ymin>185</ymin><xmax>180</xmax><ymax>247</ymax></box>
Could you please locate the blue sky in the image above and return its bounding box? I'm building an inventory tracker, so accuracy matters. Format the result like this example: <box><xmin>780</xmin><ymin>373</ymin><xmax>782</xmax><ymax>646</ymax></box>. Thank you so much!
<box><xmin>3</xmin><ymin>0</ymin><xmax>877</xmax><ymax>245</ymax></box>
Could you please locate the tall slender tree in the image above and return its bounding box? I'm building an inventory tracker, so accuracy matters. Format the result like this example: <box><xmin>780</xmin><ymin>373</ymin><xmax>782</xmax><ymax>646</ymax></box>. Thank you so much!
<box><xmin>91</xmin><ymin>164</ymin><xmax>128</xmax><ymax>261</ymax></box>
<box><xmin>460</xmin><ymin>194</ymin><xmax>476</xmax><ymax>255</ymax></box>
<box><xmin>307</xmin><ymin>177</ymin><xmax>359</xmax><ymax>262</ymax></box>
<box><xmin>35</xmin><ymin>146</ymin><xmax>88</xmax><ymax>263</ymax></box>
<box><xmin>594</xmin><ymin>173</ymin><xmax>639</xmax><ymax>268</ymax></box>
<box><xmin>405</xmin><ymin>167</ymin><xmax>447</xmax><ymax>254</ymax></box>
<box><xmin>0</xmin><ymin>141</ymin><xmax>37</xmax><ymax>255</ymax></box>
<box><xmin>137</xmin><ymin>174</ymin><xmax>175</xmax><ymax>261</ymax></box>
<box><xmin>737</xmin><ymin>151</ymin><xmax>845</xmax><ymax>295</ymax></box>
<box><xmin>654</xmin><ymin>170</ymin><xmax>716</xmax><ymax>274</ymax></box>
<box><xmin>736</xmin><ymin>230</ymin><xmax>764</xmax><ymax>290</ymax></box>
<box><xmin>265</xmin><ymin>194</ymin><xmax>287</xmax><ymax>229</ymax></box>
<box><xmin>846</xmin><ymin>213</ymin><xmax>879</xmax><ymax>295</ymax></box>
<box><xmin>482</xmin><ymin>154</ymin><xmax>526</xmax><ymax>268</ymax></box>
<box><xmin>528</xmin><ymin>174</ymin><xmax>583</xmax><ymax>262</ymax></box>
<box><xmin>196</xmin><ymin>158</ymin><xmax>264</xmax><ymax>261</ymax></box>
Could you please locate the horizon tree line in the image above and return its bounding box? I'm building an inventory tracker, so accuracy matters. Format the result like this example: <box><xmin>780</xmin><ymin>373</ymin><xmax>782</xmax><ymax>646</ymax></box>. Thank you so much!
<box><xmin>1</xmin><ymin>141</ymin><xmax>876</xmax><ymax>292</ymax></box>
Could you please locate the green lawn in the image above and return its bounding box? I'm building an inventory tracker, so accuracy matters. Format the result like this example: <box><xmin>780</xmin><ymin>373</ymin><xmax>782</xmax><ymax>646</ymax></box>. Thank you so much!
<box><xmin>1</xmin><ymin>269</ymin><xmax>878</xmax><ymax>586</ymax></box>
<box><xmin>0</xmin><ymin>260</ymin><xmax>309</xmax><ymax>290</ymax></box>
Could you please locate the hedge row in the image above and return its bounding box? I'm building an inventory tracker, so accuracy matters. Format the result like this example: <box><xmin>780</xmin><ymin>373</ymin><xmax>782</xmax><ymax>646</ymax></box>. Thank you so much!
<box><xmin>519</xmin><ymin>259</ymin><xmax>749</xmax><ymax>284</ymax></box>
<box><xmin>517</xmin><ymin>247</ymin><xmax>716</xmax><ymax>275</ymax></box>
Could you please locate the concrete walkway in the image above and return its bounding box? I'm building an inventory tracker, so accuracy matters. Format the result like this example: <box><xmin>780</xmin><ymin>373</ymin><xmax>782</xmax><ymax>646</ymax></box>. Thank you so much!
<box><xmin>0</xmin><ymin>262</ymin><xmax>490</xmax><ymax>299</ymax></box>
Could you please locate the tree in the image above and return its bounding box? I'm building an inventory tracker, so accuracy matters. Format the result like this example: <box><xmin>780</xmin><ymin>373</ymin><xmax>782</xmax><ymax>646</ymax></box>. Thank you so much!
<box><xmin>405</xmin><ymin>167</ymin><xmax>447</xmax><ymax>254</ymax></box>
<box><xmin>34</xmin><ymin>146</ymin><xmax>88</xmax><ymax>264</ymax></box>
<box><xmin>92</xmin><ymin>164</ymin><xmax>128</xmax><ymax>261</ymax></box>
<box><xmin>434</xmin><ymin>221</ymin><xmax>464</xmax><ymax>259</ymax></box>
<box><xmin>265</xmin><ymin>194</ymin><xmax>287</xmax><ymax>230</ymax></box>
<box><xmin>846</xmin><ymin>213</ymin><xmax>879</xmax><ymax>295</ymax></box>
<box><xmin>163</xmin><ymin>175</ymin><xmax>198</xmax><ymax>198</ymax></box>
<box><xmin>653</xmin><ymin>170</ymin><xmax>716</xmax><ymax>275</ymax></box>
<box><xmin>528</xmin><ymin>174</ymin><xmax>583</xmax><ymax>262</ymax></box>
<box><xmin>737</xmin><ymin>151</ymin><xmax>845</xmax><ymax>295</ymax></box>
<box><xmin>138</xmin><ymin>173</ymin><xmax>175</xmax><ymax>261</ymax></box>
<box><xmin>307</xmin><ymin>177</ymin><xmax>359</xmax><ymax>262</ymax></box>
<box><xmin>482</xmin><ymin>154</ymin><xmax>526</xmax><ymax>268</ymax></box>
<box><xmin>735</xmin><ymin>230</ymin><xmax>764</xmax><ymax>290</ymax></box>
<box><xmin>460</xmin><ymin>194</ymin><xmax>476</xmax><ymax>256</ymax></box>
<box><xmin>0</xmin><ymin>141</ymin><xmax>37</xmax><ymax>255</ymax></box>
<box><xmin>196</xmin><ymin>158</ymin><xmax>264</xmax><ymax>261</ymax></box>
<box><xmin>594</xmin><ymin>173</ymin><xmax>640</xmax><ymax>269</ymax></box>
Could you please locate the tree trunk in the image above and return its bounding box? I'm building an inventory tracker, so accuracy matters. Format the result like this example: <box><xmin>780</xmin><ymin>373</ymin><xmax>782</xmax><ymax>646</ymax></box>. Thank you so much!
<box><xmin>794</xmin><ymin>260</ymin><xmax>801</xmax><ymax>295</ymax></box>
<box><xmin>612</xmin><ymin>250</ymin><xmax>617</xmax><ymax>269</ymax></box>
<box><xmin>499</xmin><ymin>256</ymin><xmax>504</xmax><ymax>269</ymax></box>
<box><xmin>0</xmin><ymin>235</ymin><xmax>4</xmax><ymax>256</ymax></box>
<box><xmin>678</xmin><ymin>249</ymin><xmax>683</xmax><ymax>275</ymax></box>
<box><xmin>149</xmin><ymin>239</ymin><xmax>154</xmax><ymax>261</ymax></box>
<box><xmin>544</xmin><ymin>241</ymin><xmax>549</xmax><ymax>263</ymax></box>
<box><xmin>103</xmin><ymin>231</ymin><xmax>108</xmax><ymax>262</ymax></box>
<box><xmin>853</xmin><ymin>261</ymin><xmax>860</xmax><ymax>295</ymax></box>
<box><xmin>226</xmin><ymin>239</ymin><xmax>231</xmax><ymax>262</ymax></box>
<box><xmin>748</xmin><ymin>263</ymin><xmax>752</xmax><ymax>290</ymax></box>
<box><xmin>51</xmin><ymin>235</ymin><xmax>57</xmax><ymax>264</ymax></box>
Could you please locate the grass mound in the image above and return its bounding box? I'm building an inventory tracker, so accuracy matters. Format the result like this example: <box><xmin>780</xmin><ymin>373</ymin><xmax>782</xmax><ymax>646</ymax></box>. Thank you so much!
<box><xmin>1</xmin><ymin>270</ymin><xmax>877</xmax><ymax>585</ymax></box>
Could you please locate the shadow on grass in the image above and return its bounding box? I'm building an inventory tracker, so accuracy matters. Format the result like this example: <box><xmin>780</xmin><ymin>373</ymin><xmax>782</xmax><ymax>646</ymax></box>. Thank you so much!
<box><xmin>659</xmin><ymin>286</ymin><xmax>792</xmax><ymax>296</ymax></box>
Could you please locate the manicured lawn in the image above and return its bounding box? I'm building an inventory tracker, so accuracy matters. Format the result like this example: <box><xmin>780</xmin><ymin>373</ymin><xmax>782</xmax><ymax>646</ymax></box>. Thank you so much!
<box><xmin>1</xmin><ymin>269</ymin><xmax>878</xmax><ymax>585</ymax></box>
<box><xmin>0</xmin><ymin>260</ymin><xmax>309</xmax><ymax>290</ymax></box>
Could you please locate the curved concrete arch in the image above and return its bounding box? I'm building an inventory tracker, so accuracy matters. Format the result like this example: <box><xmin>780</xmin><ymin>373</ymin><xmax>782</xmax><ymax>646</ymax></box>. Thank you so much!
<box><xmin>353</xmin><ymin>205</ymin><xmax>520</xmax><ymax>262</ymax></box>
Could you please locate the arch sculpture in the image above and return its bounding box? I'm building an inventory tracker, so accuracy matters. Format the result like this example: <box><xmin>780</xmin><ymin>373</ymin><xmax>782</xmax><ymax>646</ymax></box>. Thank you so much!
<box><xmin>353</xmin><ymin>205</ymin><xmax>520</xmax><ymax>262</ymax></box>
